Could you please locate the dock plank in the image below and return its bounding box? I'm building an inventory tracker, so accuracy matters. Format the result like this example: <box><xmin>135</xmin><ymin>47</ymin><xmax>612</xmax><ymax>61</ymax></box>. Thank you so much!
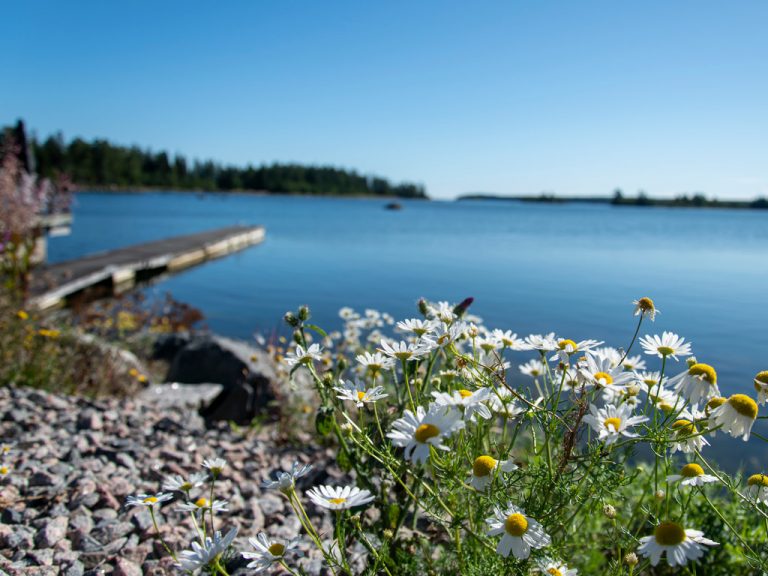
<box><xmin>29</xmin><ymin>225</ymin><xmax>265</xmax><ymax>309</ymax></box>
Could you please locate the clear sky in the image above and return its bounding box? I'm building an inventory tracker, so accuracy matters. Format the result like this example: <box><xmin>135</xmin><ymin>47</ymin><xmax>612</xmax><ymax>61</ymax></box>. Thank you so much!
<box><xmin>2</xmin><ymin>1</ymin><xmax>767</xmax><ymax>200</ymax></box>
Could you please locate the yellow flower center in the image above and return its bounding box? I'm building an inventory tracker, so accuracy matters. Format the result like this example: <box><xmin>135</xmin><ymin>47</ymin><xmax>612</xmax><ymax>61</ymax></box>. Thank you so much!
<box><xmin>643</xmin><ymin>378</ymin><xmax>659</xmax><ymax>388</ymax></box>
<box><xmin>472</xmin><ymin>455</ymin><xmax>497</xmax><ymax>477</ymax></box>
<box><xmin>680</xmin><ymin>463</ymin><xmax>704</xmax><ymax>477</ymax></box>
<box><xmin>0</xmin><ymin>466</ymin><xmax>8</xmax><ymax>475</ymax></box>
<box><xmin>728</xmin><ymin>394</ymin><xmax>758</xmax><ymax>419</ymax></box>
<box><xmin>755</xmin><ymin>371</ymin><xmax>768</xmax><ymax>386</ymax></box>
<box><xmin>504</xmin><ymin>513</ymin><xmax>528</xmax><ymax>536</ymax></box>
<box><xmin>195</xmin><ymin>497</ymin><xmax>208</xmax><ymax>508</ymax></box>
<box><xmin>414</xmin><ymin>424</ymin><xmax>441</xmax><ymax>443</ymax></box>
<box><xmin>672</xmin><ymin>420</ymin><xmax>696</xmax><ymax>435</ymax></box>
<box><xmin>637</xmin><ymin>297</ymin><xmax>655</xmax><ymax>313</ymax></box>
<box><xmin>594</xmin><ymin>372</ymin><xmax>614</xmax><ymax>385</ymax></box>
<box><xmin>558</xmin><ymin>339</ymin><xmax>578</xmax><ymax>352</ymax></box>
<box><xmin>654</xmin><ymin>522</ymin><xmax>686</xmax><ymax>546</ymax></box>
<box><xmin>657</xmin><ymin>346</ymin><xmax>675</xmax><ymax>356</ymax></box>
<box><xmin>268</xmin><ymin>542</ymin><xmax>286</xmax><ymax>556</ymax></box>
<box><xmin>329</xmin><ymin>497</ymin><xmax>347</xmax><ymax>505</ymax></box>
<box><xmin>659</xmin><ymin>402</ymin><xmax>674</xmax><ymax>414</ymax></box>
<box><xmin>547</xmin><ymin>569</ymin><xmax>563</xmax><ymax>576</ymax></box>
<box><xmin>356</xmin><ymin>391</ymin><xmax>366</xmax><ymax>401</ymax></box>
<box><xmin>706</xmin><ymin>396</ymin><xmax>726</xmax><ymax>414</ymax></box>
<box><xmin>458</xmin><ymin>389</ymin><xmax>473</xmax><ymax>398</ymax></box>
<box><xmin>747</xmin><ymin>474</ymin><xmax>768</xmax><ymax>487</ymax></box>
<box><xmin>17</xmin><ymin>310</ymin><xmax>28</xmax><ymax>320</ymax></box>
<box><xmin>688</xmin><ymin>363</ymin><xmax>717</xmax><ymax>384</ymax></box>
<box><xmin>180</xmin><ymin>482</ymin><xmax>193</xmax><ymax>491</ymax></box>
<box><xmin>604</xmin><ymin>417</ymin><xmax>621</xmax><ymax>431</ymax></box>
<box><xmin>143</xmin><ymin>496</ymin><xmax>158</xmax><ymax>504</ymax></box>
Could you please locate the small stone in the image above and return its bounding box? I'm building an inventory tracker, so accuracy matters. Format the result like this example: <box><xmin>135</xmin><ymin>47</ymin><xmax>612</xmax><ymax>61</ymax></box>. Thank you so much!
<box><xmin>35</xmin><ymin>516</ymin><xmax>68</xmax><ymax>548</ymax></box>
<box><xmin>113</xmin><ymin>557</ymin><xmax>143</xmax><ymax>576</ymax></box>
<box><xmin>1</xmin><ymin>507</ymin><xmax>24</xmax><ymax>524</ymax></box>
<box><xmin>77</xmin><ymin>409</ymin><xmax>104</xmax><ymax>431</ymax></box>
<box><xmin>26</xmin><ymin>548</ymin><xmax>54</xmax><ymax>566</ymax></box>
<box><xmin>28</xmin><ymin>471</ymin><xmax>62</xmax><ymax>488</ymax></box>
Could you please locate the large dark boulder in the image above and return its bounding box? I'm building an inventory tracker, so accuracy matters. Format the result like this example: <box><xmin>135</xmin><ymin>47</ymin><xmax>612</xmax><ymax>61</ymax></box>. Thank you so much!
<box><xmin>161</xmin><ymin>335</ymin><xmax>280</xmax><ymax>425</ymax></box>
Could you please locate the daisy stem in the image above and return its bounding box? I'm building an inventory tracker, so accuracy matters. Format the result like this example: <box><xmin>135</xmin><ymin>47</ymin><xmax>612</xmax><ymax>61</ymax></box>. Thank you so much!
<box><xmin>353</xmin><ymin>526</ymin><xmax>394</xmax><ymax>576</ymax></box>
<box><xmin>288</xmin><ymin>492</ymin><xmax>339</xmax><ymax>576</ymax></box>
<box><xmin>401</xmin><ymin>359</ymin><xmax>416</xmax><ymax>411</ymax></box>
<box><xmin>334</xmin><ymin>511</ymin><xmax>353</xmax><ymax>575</ymax></box>
<box><xmin>209</xmin><ymin>475</ymin><xmax>217</xmax><ymax>535</ymax></box>
<box><xmin>279</xmin><ymin>560</ymin><xmax>301</xmax><ymax>576</ymax></box>
<box><xmin>213</xmin><ymin>558</ymin><xmax>230</xmax><ymax>576</ymax></box>
<box><xmin>190</xmin><ymin>510</ymin><xmax>205</xmax><ymax>545</ymax></box>
<box><xmin>618</xmin><ymin>314</ymin><xmax>644</xmax><ymax>365</ymax></box>
<box><xmin>701</xmin><ymin>490</ymin><xmax>757</xmax><ymax>557</ymax></box>
<box><xmin>373</xmin><ymin>402</ymin><xmax>385</xmax><ymax>442</ymax></box>
<box><xmin>149</xmin><ymin>506</ymin><xmax>177</xmax><ymax>561</ymax></box>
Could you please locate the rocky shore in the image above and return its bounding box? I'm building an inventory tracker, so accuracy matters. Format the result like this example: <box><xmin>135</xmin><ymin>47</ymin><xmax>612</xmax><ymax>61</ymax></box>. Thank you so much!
<box><xmin>0</xmin><ymin>385</ymin><xmax>346</xmax><ymax>575</ymax></box>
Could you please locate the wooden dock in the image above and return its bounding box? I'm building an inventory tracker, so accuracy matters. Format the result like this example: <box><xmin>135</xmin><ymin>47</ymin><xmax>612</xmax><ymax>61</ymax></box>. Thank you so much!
<box><xmin>29</xmin><ymin>225</ymin><xmax>265</xmax><ymax>310</ymax></box>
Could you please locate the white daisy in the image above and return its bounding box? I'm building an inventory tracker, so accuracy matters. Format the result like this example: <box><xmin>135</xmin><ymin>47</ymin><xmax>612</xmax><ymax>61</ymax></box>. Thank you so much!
<box><xmin>636</xmin><ymin>371</ymin><xmax>666</xmax><ymax>391</ymax></box>
<box><xmin>550</xmin><ymin>338</ymin><xmax>603</xmax><ymax>363</ymax></box>
<box><xmin>582</xmin><ymin>403</ymin><xmax>649</xmax><ymax>445</ymax></box>
<box><xmin>633</xmin><ymin>297</ymin><xmax>660</xmax><ymax>321</ymax></box>
<box><xmin>745</xmin><ymin>474</ymin><xmax>768</xmax><ymax>504</ymax></box>
<box><xmin>666</xmin><ymin>463</ymin><xmax>718</xmax><ymax>487</ymax></box>
<box><xmin>284</xmin><ymin>343</ymin><xmax>323</xmax><ymax>368</ymax></box>
<box><xmin>639</xmin><ymin>332</ymin><xmax>692</xmax><ymax>361</ymax></box>
<box><xmin>637</xmin><ymin>522</ymin><xmax>717</xmax><ymax>567</ymax></box>
<box><xmin>356</xmin><ymin>351</ymin><xmax>396</xmax><ymax>375</ymax></box>
<box><xmin>306</xmin><ymin>484</ymin><xmax>374</xmax><ymax>510</ymax></box>
<box><xmin>538</xmin><ymin>559</ymin><xmax>578</xmax><ymax>576</ymax></box>
<box><xmin>379</xmin><ymin>339</ymin><xmax>433</xmax><ymax>362</ymax></box>
<box><xmin>469</xmin><ymin>455</ymin><xmax>517</xmax><ymax>491</ymax></box>
<box><xmin>669</xmin><ymin>419</ymin><xmax>709</xmax><ymax>454</ymax></box>
<box><xmin>709</xmin><ymin>393</ymin><xmax>759</xmax><ymax>441</ymax></box>
<box><xmin>669</xmin><ymin>363</ymin><xmax>719</xmax><ymax>406</ymax></box>
<box><xmin>334</xmin><ymin>379</ymin><xmax>388</xmax><ymax>407</ymax></box>
<box><xmin>396</xmin><ymin>318</ymin><xmax>437</xmax><ymax>337</ymax></box>
<box><xmin>520</xmin><ymin>359</ymin><xmax>548</xmax><ymax>378</ymax></box>
<box><xmin>753</xmin><ymin>371</ymin><xmax>768</xmax><ymax>405</ymax></box>
<box><xmin>430</xmin><ymin>321</ymin><xmax>469</xmax><ymax>347</ymax></box>
<box><xmin>125</xmin><ymin>492</ymin><xmax>173</xmax><ymax>508</ymax></box>
<box><xmin>203</xmin><ymin>457</ymin><xmax>227</xmax><ymax>477</ymax></box>
<box><xmin>427</xmin><ymin>301</ymin><xmax>457</xmax><ymax>324</ymax></box>
<box><xmin>487</xmin><ymin>386</ymin><xmax>526</xmax><ymax>419</ymax></box>
<box><xmin>430</xmin><ymin>388</ymin><xmax>492</xmax><ymax>421</ymax></box>
<box><xmin>579</xmin><ymin>354</ymin><xmax>634</xmax><ymax>390</ymax></box>
<box><xmin>491</xmin><ymin>329</ymin><xmax>528</xmax><ymax>351</ymax></box>
<box><xmin>486</xmin><ymin>504</ymin><xmax>551</xmax><ymax>559</ymax></box>
<box><xmin>621</xmin><ymin>354</ymin><xmax>647</xmax><ymax>372</ymax></box>
<box><xmin>262</xmin><ymin>461</ymin><xmax>313</xmax><ymax>495</ymax></box>
<box><xmin>178</xmin><ymin>497</ymin><xmax>229</xmax><ymax>514</ymax></box>
<box><xmin>176</xmin><ymin>527</ymin><xmax>238</xmax><ymax>571</ymax></box>
<box><xmin>591</xmin><ymin>347</ymin><xmax>623</xmax><ymax>369</ymax></box>
<box><xmin>387</xmin><ymin>405</ymin><xmax>464</xmax><ymax>464</ymax></box>
<box><xmin>477</xmin><ymin>335</ymin><xmax>501</xmax><ymax>354</ymax></box>
<box><xmin>243</xmin><ymin>532</ymin><xmax>302</xmax><ymax>573</ymax></box>
<box><xmin>162</xmin><ymin>472</ymin><xmax>207</xmax><ymax>494</ymax></box>
<box><xmin>523</xmin><ymin>333</ymin><xmax>557</xmax><ymax>352</ymax></box>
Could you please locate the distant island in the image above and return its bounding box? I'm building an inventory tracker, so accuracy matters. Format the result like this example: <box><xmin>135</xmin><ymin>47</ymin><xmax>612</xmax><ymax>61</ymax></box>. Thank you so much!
<box><xmin>458</xmin><ymin>190</ymin><xmax>768</xmax><ymax>210</ymax></box>
<box><xmin>1</xmin><ymin>120</ymin><xmax>427</xmax><ymax>199</ymax></box>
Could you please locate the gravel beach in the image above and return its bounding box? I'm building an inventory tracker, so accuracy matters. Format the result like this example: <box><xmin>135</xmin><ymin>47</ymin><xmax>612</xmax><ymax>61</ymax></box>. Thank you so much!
<box><xmin>0</xmin><ymin>386</ymin><xmax>348</xmax><ymax>575</ymax></box>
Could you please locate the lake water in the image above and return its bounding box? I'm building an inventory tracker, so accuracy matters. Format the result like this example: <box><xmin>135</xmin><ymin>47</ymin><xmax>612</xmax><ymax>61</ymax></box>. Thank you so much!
<box><xmin>49</xmin><ymin>192</ymin><xmax>768</xmax><ymax>467</ymax></box>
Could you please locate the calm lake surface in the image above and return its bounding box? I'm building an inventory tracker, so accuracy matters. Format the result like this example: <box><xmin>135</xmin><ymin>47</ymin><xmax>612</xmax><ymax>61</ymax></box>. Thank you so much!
<box><xmin>50</xmin><ymin>192</ymin><xmax>768</xmax><ymax>467</ymax></box>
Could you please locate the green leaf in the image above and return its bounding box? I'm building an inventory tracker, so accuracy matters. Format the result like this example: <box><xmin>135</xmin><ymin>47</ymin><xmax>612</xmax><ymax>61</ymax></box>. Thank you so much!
<box><xmin>304</xmin><ymin>323</ymin><xmax>328</xmax><ymax>339</ymax></box>
<box><xmin>315</xmin><ymin>405</ymin><xmax>335</xmax><ymax>436</ymax></box>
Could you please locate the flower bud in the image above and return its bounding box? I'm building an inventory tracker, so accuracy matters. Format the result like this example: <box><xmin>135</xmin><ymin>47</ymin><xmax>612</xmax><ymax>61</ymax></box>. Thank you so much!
<box><xmin>624</xmin><ymin>552</ymin><xmax>638</xmax><ymax>567</ymax></box>
<box><xmin>283</xmin><ymin>311</ymin><xmax>300</xmax><ymax>327</ymax></box>
<box><xmin>382</xmin><ymin>529</ymin><xmax>394</xmax><ymax>540</ymax></box>
<box><xmin>298</xmin><ymin>305</ymin><xmax>311</xmax><ymax>321</ymax></box>
<box><xmin>602</xmin><ymin>504</ymin><xmax>617</xmax><ymax>519</ymax></box>
<box><xmin>417</xmin><ymin>298</ymin><xmax>429</xmax><ymax>317</ymax></box>
<box><xmin>292</xmin><ymin>332</ymin><xmax>303</xmax><ymax>345</ymax></box>
<box><xmin>686</xmin><ymin>356</ymin><xmax>698</xmax><ymax>368</ymax></box>
<box><xmin>430</xmin><ymin>377</ymin><xmax>441</xmax><ymax>387</ymax></box>
<box><xmin>654</xmin><ymin>489</ymin><xmax>665</xmax><ymax>501</ymax></box>
<box><xmin>337</xmin><ymin>357</ymin><xmax>348</xmax><ymax>372</ymax></box>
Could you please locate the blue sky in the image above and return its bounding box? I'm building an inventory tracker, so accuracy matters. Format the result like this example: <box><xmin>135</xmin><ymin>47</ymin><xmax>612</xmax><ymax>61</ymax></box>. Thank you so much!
<box><xmin>2</xmin><ymin>1</ymin><xmax>767</xmax><ymax>199</ymax></box>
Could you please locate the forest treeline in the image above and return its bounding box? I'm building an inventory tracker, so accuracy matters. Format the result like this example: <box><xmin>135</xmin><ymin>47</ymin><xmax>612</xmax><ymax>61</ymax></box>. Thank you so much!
<box><xmin>2</xmin><ymin>121</ymin><xmax>427</xmax><ymax>198</ymax></box>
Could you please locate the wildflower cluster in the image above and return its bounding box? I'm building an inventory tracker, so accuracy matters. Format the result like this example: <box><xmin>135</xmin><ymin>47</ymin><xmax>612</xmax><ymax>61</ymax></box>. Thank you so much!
<box><xmin>266</xmin><ymin>296</ymin><xmax>768</xmax><ymax>574</ymax></box>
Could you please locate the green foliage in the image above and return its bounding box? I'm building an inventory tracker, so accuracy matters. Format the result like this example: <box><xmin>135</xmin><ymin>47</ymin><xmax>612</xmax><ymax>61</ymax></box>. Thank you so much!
<box><xmin>8</xmin><ymin>122</ymin><xmax>428</xmax><ymax>198</ymax></box>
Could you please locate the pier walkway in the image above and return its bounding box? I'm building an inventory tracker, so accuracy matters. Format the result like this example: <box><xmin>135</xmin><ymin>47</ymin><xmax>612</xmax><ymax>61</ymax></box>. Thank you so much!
<box><xmin>29</xmin><ymin>225</ymin><xmax>265</xmax><ymax>310</ymax></box>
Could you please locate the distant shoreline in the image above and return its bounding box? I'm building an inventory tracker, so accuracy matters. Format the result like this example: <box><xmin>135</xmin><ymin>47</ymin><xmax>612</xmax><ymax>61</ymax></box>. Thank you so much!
<box><xmin>457</xmin><ymin>193</ymin><xmax>768</xmax><ymax>211</ymax></box>
<box><xmin>75</xmin><ymin>186</ymin><xmax>431</xmax><ymax>201</ymax></box>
